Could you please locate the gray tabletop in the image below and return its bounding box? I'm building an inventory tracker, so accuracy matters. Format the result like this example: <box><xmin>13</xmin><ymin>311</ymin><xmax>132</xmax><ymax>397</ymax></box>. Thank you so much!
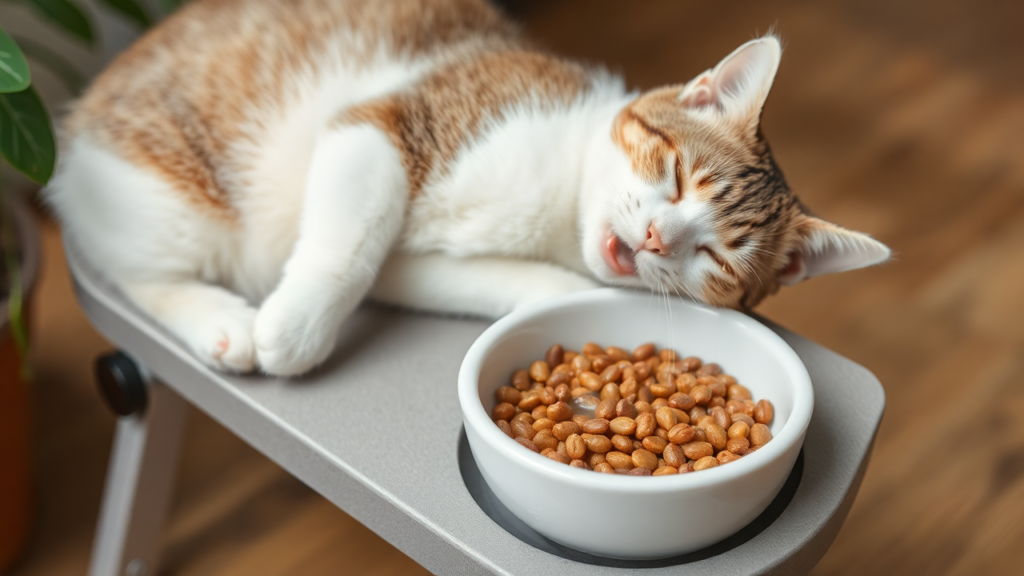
<box><xmin>67</xmin><ymin>242</ymin><xmax>884</xmax><ymax>576</ymax></box>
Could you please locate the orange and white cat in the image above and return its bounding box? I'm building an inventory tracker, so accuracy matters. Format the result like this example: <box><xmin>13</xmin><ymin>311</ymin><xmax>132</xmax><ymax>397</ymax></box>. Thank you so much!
<box><xmin>47</xmin><ymin>0</ymin><xmax>888</xmax><ymax>376</ymax></box>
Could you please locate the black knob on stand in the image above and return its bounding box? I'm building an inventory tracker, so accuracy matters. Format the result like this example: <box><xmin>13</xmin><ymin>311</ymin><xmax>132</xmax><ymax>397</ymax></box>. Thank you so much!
<box><xmin>95</xmin><ymin>351</ymin><xmax>147</xmax><ymax>416</ymax></box>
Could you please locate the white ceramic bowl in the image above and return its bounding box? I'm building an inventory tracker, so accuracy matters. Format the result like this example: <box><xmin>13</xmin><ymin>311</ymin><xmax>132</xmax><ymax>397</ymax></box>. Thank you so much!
<box><xmin>458</xmin><ymin>288</ymin><xmax>813</xmax><ymax>559</ymax></box>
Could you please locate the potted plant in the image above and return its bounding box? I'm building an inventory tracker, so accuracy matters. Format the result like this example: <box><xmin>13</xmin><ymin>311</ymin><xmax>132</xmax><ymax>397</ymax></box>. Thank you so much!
<box><xmin>0</xmin><ymin>21</ymin><xmax>52</xmax><ymax>571</ymax></box>
<box><xmin>1</xmin><ymin>1</ymin><xmax>180</xmax><ymax>568</ymax></box>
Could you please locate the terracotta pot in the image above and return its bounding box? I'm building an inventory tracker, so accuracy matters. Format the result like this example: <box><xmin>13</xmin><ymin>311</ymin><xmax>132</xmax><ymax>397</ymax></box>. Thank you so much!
<box><xmin>0</xmin><ymin>193</ymin><xmax>40</xmax><ymax>573</ymax></box>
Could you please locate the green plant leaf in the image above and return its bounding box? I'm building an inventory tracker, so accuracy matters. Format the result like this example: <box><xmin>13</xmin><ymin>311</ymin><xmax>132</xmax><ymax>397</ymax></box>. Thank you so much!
<box><xmin>0</xmin><ymin>86</ymin><xmax>56</xmax><ymax>184</ymax></box>
<box><xmin>99</xmin><ymin>0</ymin><xmax>151</xmax><ymax>29</ymax></box>
<box><xmin>155</xmin><ymin>0</ymin><xmax>182</xmax><ymax>16</ymax></box>
<box><xmin>0</xmin><ymin>26</ymin><xmax>31</xmax><ymax>93</ymax></box>
<box><xmin>13</xmin><ymin>35</ymin><xmax>86</xmax><ymax>94</ymax></box>
<box><xmin>23</xmin><ymin>0</ymin><xmax>95</xmax><ymax>44</ymax></box>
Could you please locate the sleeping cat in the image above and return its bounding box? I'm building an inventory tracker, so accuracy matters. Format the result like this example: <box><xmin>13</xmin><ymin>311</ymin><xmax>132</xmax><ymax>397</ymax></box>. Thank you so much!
<box><xmin>47</xmin><ymin>0</ymin><xmax>889</xmax><ymax>376</ymax></box>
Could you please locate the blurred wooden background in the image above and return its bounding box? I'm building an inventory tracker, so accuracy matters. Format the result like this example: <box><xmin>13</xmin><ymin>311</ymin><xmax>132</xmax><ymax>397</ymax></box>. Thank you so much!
<box><xmin>10</xmin><ymin>0</ymin><xmax>1024</xmax><ymax>574</ymax></box>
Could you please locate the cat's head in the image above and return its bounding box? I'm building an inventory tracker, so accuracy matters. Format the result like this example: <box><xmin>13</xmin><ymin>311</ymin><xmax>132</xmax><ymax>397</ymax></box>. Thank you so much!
<box><xmin>581</xmin><ymin>35</ymin><xmax>889</xmax><ymax>309</ymax></box>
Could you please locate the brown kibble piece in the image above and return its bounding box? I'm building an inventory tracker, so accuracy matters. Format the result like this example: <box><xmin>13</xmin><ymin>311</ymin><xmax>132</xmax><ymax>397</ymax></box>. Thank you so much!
<box><xmin>515</xmin><ymin>437</ymin><xmax>540</xmax><ymax>453</ymax></box>
<box><xmin>727</xmin><ymin>437</ymin><xmax>750</xmax><ymax>453</ymax></box>
<box><xmin>662</xmin><ymin>443</ymin><xmax>685</xmax><ymax>468</ymax></box>
<box><xmin>571</xmin><ymin>354</ymin><xmax>592</xmax><ymax>373</ymax></box>
<box><xmin>611</xmin><ymin>434</ymin><xmax>635</xmax><ymax>453</ymax></box>
<box><xmin>633</xmin><ymin>343</ymin><xmax>656</xmax><ymax>361</ymax></box>
<box><xmin>600</xmin><ymin>382</ymin><xmax>621</xmax><ymax>403</ymax></box>
<box><xmin>728</xmin><ymin>421</ymin><xmax>750</xmax><ymax>439</ymax></box>
<box><xmin>606</xmin><ymin>346</ymin><xmax>632</xmax><ymax>362</ymax></box>
<box><xmin>552</xmin><ymin>421</ymin><xmax>582</xmax><ymax>441</ymax></box>
<box><xmin>496</xmin><ymin>386</ymin><xmax>521</xmax><ymax>406</ymax></box>
<box><xmin>533</xmin><ymin>429</ymin><xmax>558</xmax><ymax>451</ymax></box>
<box><xmin>588</xmin><ymin>453</ymin><xmax>607</xmax><ymax>467</ymax></box>
<box><xmin>655</xmin><ymin>406</ymin><xmax>678</xmax><ymax>430</ymax></box>
<box><xmin>594</xmin><ymin>462</ymin><xmax>615</xmax><ymax>474</ymax></box>
<box><xmin>668</xmin><ymin>423</ymin><xmax>695</xmax><ymax>445</ymax></box>
<box><xmin>615</xmin><ymin>398</ymin><xmax>638</xmax><ymax>419</ymax></box>
<box><xmin>579</xmin><ymin>371</ymin><xmax>603</xmax><ymax>391</ymax></box>
<box><xmin>599</xmin><ymin>364</ymin><xmax>622</xmax><ymax>384</ymax></box>
<box><xmin>569</xmin><ymin>459</ymin><xmax>590</xmax><ymax>469</ymax></box>
<box><xmin>754</xmin><ymin>399</ymin><xmax>774</xmax><ymax>425</ymax></box>
<box><xmin>706</xmin><ymin>424</ymin><xmax>728</xmax><ymax>451</ymax></box>
<box><xmin>545</xmin><ymin>344</ymin><xmax>564</xmax><ymax>369</ymax></box>
<box><xmin>511</xmin><ymin>412</ymin><xmax>533</xmax><ymax>426</ymax></box>
<box><xmin>496</xmin><ymin>420</ymin><xmax>514</xmax><ymax>438</ymax></box>
<box><xmin>710</xmin><ymin>406</ymin><xmax>731</xmax><ymax>430</ymax></box>
<box><xmin>605</xmin><ymin>451</ymin><xmax>633</xmax><ymax>469</ymax></box>
<box><xmin>532</xmin><ymin>418</ymin><xmax>555</xmax><ymax>432</ymax></box>
<box><xmin>632</xmin><ymin>448</ymin><xmax>658</xmax><ymax>471</ymax></box>
<box><xmin>595</xmin><ymin>398</ymin><xmax>617</xmax><ymax>420</ymax></box>
<box><xmin>731</xmin><ymin>413</ymin><xmax>755</xmax><ymax>427</ymax></box>
<box><xmin>548</xmin><ymin>371</ymin><xmax>571</xmax><ymax>388</ymax></box>
<box><xmin>554</xmin><ymin>383</ymin><xmax>571</xmax><ymax>402</ymax></box>
<box><xmin>653</xmin><ymin>466</ymin><xmax>678</xmax><ymax>476</ymax></box>
<box><xmin>512</xmin><ymin>419</ymin><xmax>536</xmax><ymax>440</ymax></box>
<box><xmin>518</xmin><ymin>392</ymin><xmax>542</xmax><ymax>411</ymax></box>
<box><xmin>658</xmin><ymin>349</ymin><xmax>678</xmax><ymax>363</ymax></box>
<box><xmin>544</xmin><ymin>449</ymin><xmax>572</xmax><ymax>464</ymax></box>
<box><xmin>675</xmin><ymin>373</ymin><xmax>697</xmax><ymax>394</ymax></box>
<box><xmin>492</xmin><ymin>402</ymin><xmax>515</xmax><ymax>421</ymax></box>
<box><xmin>690</xmin><ymin>385</ymin><xmax>711</xmax><ymax>406</ymax></box>
<box><xmin>693</xmin><ymin>455</ymin><xmax>720</xmax><ymax>470</ymax></box>
<box><xmin>547</xmin><ymin>401</ymin><xmax>573</xmax><ymax>422</ymax></box>
<box><xmin>650</xmin><ymin>383</ymin><xmax>675</xmax><ymax>398</ymax></box>
<box><xmin>591</xmin><ymin>355</ymin><xmax>613</xmax><ymax>373</ymax></box>
<box><xmin>682</xmin><ymin>441</ymin><xmax>714</xmax><ymax>460</ymax></box>
<box><xmin>566</xmin><ymin>434</ymin><xmax>587</xmax><ymax>459</ymax></box>
<box><xmin>529</xmin><ymin>360</ymin><xmax>551</xmax><ymax>382</ymax></box>
<box><xmin>642</xmin><ymin>436</ymin><xmax>668</xmax><ymax>454</ymax></box>
<box><xmin>717</xmin><ymin>451</ymin><xmax>741</xmax><ymax>464</ymax></box>
<box><xmin>669</xmin><ymin>392</ymin><xmax>695</xmax><ymax>411</ymax></box>
<box><xmin>728</xmin><ymin>384</ymin><xmax>752</xmax><ymax>401</ymax></box>
<box><xmin>696</xmin><ymin>363</ymin><xmax>721</xmax><ymax>377</ymax></box>
<box><xmin>539</xmin><ymin>387</ymin><xmax>557</xmax><ymax>405</ymax></box>
<box><xmin>582</xmin><ymin>342</ymin><xmax>604</xmax><ymax>357</ymax></box>
<box><xmin>610</xmin><ymin>416</ymin><xmax>637</xmax><ymax>436</ymax></box>
<box><xmin>750</xmin><ymin>423</ymin><xmax>773</xmax><ymax>447</ymax></box>
<box><xmin>635</xmin><ymin>412</ymin><xmax>656</xmax><ymax>439</ymax></box>
<box><xmin>627</xmin><ymin>467</ymin><xmax>652</xmax><ymax>476</ymax></box>
<box><xmin>531</xmin><ymin>405</ymin><xmax>548</xmax><ymax>420</ymax></box>
<box><xmin>512</xmin><ymin>369</ymin><xmax>531</xmax><ymax>391</ymax></box>
<box><xmin>582</xmin><ymin>418</ymin><xmax>610</xmax><ymax>434</ymax></box>
<box><xmin>582</xmin><ymin>433</ymin><xmax>613</xmax><ymax>453</ymax></box>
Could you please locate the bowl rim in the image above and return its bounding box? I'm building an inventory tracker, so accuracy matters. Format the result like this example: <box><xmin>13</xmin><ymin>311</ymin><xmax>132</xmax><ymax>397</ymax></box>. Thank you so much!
<box><xmin>458</xmin><ymin>288</ymin><xmax>814</xmax><ymax>493</ymax></box>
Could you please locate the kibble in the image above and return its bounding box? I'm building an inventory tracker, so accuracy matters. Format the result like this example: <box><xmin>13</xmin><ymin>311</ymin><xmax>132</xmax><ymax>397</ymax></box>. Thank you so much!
<box><xmin>493</xmin><ymin>343</ymin><xmax>777</xmax><ymax>476</ymax></box>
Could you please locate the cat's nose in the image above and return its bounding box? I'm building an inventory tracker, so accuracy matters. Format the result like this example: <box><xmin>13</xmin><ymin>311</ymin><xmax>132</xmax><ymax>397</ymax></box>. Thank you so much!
<box><xmin>643</xmin><ymin>224</ymin><xmax>669</xmax><ymax>255</ymax></box>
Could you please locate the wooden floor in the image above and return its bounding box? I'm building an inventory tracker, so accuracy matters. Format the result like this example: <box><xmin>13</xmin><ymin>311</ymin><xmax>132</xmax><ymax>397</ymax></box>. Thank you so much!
<box><xmin>10</xmin><ymin>0</ymin><xmax>1024</xmax><ymax>574</ymax></box>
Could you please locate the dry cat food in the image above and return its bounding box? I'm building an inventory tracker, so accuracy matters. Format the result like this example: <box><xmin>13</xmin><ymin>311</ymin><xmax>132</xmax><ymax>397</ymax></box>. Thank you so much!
<box><xmin>491</xmin><ymin>342</ymin><xmax>775</xmax><ymax>476</ymax></box>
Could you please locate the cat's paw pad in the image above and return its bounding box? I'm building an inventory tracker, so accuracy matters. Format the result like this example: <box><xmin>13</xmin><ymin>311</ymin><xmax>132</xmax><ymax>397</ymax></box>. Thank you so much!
<box><xmin>194</xmin><ymin>307</ymin><xmax>258</xmax><ymax>372</ymax></box>
<box><xmin>253</xmin><ymin>294</ymin><xmax>337</xmax><ymax>377</ymax></box>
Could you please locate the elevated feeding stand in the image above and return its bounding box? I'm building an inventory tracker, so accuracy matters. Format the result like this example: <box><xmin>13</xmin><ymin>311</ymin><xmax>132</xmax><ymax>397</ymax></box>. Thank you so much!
<box><xmin>66</xmin><ymin>240</ymin><xmax>884</xmax><ymax>576</ymax></box>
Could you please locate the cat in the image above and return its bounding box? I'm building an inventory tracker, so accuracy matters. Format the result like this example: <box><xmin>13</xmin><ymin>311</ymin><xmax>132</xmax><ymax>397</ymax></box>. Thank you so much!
<box><xmin>47</xmin><ymin>0</ymin><xmax>889</xmax><ymax>376</ymax></box>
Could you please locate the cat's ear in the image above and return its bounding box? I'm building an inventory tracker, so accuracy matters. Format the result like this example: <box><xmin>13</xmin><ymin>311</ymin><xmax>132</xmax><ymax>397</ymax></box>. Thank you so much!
<box><xmin>778</xmin><ymin>216</ymin><xmax>891</xmax><ymax>286</ymax></box>
<box><xmin>679</xmin><ymin>36</ymin><xmax>782</xmax><ymax>127</ymax></box>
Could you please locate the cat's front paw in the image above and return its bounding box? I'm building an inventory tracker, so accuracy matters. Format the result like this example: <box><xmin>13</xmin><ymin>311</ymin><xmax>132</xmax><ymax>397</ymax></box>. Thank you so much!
<box><xmin>191</xmin><ymin>306</ymin><xmax>258</xmax><ymax>373</ymax></box>
<box><xmin>253</xmin><ymin>292</ymin><xmax>339</xmax><ymax>377</ymax></box>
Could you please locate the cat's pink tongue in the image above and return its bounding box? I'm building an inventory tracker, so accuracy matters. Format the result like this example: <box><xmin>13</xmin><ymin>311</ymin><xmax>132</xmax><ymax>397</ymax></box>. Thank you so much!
<box><xmin>603</xmin><ymin>231</ymin><xmax>636</xmax><ymax>275</ymax></box>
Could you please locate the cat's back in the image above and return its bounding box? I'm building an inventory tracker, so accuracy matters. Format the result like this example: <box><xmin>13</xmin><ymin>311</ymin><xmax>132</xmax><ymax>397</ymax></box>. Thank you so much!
<box><xmin>50</xmin><ymin>0</ymin><xmax>521</xmax><ymax>299</ymax></box>
<box><xmin>61</xmin><ymin>0</ymin><xmax>519</xmax><ymax>212</ymax></box>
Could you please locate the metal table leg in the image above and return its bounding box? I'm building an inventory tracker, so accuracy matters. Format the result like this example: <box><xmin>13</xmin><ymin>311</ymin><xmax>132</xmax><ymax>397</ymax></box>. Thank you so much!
<box><xmin>89</xmin><ymin>361</ymin><xmax>187</xmax><ymax>576</ymax></box>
